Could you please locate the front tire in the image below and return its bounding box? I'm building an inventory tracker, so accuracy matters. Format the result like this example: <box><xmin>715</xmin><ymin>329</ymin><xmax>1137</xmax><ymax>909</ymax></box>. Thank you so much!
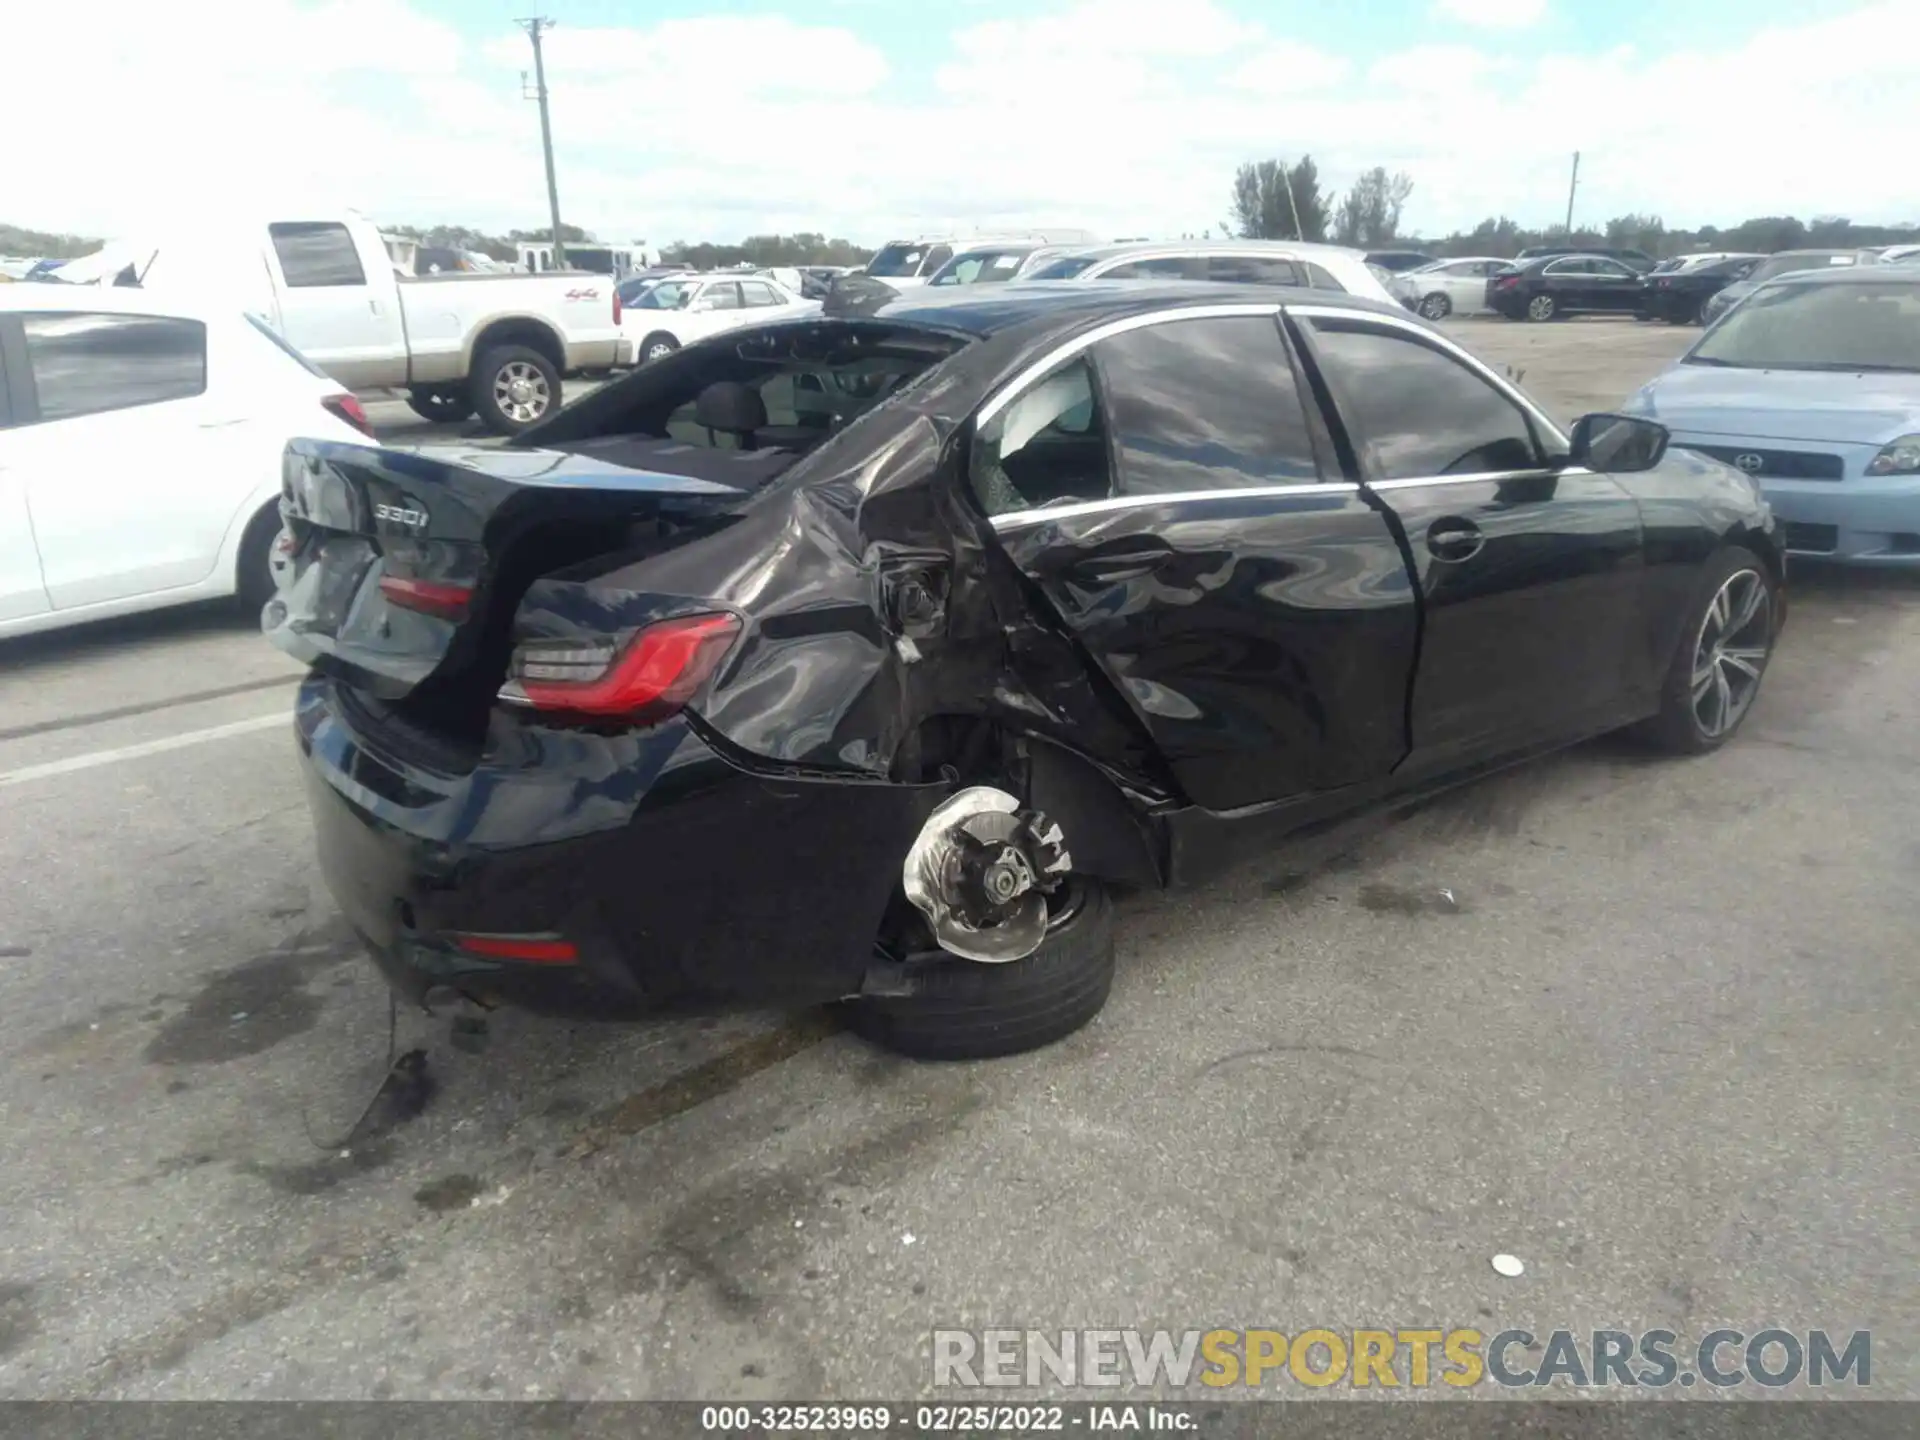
<box><xmin>1418</xmin><ymin>292</ymin><xmax>1452</xmax><ymax>321</ymax></box>
<box><xmin>639</xmin><ymin>332</ymin><xmax>680</xmax><ymax>364</ymax></box>
<box><xmin>470</xmin><ymin>345</ymin><xmax>560</xmax><ymax>434</ymax></box>
<box><xmin>1526</xmin><ymin>294</ymin><xmax>1558</xmax><ymax>322</ymax></box>
<box><xmin>848</xmin><ymin>879</ymin><xmax>1116</xmax><ymax>1061</ymax></box>
<box><xmin>1633</xmin><ymin>546</ymin><xmax>1777</xmax><ymax>755</ymax></box>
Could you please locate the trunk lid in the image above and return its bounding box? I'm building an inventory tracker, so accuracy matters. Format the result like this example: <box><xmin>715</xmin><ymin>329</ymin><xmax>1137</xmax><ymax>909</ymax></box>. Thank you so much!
<box><xmin>266</xmin><ymin>438</ymin><xmax>772</xmax><ymax>701</ymax></box>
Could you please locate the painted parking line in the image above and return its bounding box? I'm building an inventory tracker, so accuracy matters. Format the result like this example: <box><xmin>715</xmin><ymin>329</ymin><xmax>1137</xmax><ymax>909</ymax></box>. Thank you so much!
<box><xmin>0</xmin><ymin>713</ymin><xmax>289</xmax><ymax>789</ymax></box>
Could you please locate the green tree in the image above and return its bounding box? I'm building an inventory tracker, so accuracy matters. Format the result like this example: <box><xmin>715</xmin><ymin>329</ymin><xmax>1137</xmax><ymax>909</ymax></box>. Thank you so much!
<box><xmin>1333</xmin><ymin>168</ymin><xmax>1415</xmax><ymax>248</ymax></box>
<box><xmin>1229</xmin><ymin>157</ymin><xmax>1328</xmax><ymax>242</ymax></box>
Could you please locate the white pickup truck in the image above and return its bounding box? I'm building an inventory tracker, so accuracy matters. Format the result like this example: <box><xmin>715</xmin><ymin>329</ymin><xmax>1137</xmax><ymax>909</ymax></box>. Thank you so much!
<box><xmin>51</xmin><ymin>211</ymin><xmax>624</xmax><ymax>433</ymax></box>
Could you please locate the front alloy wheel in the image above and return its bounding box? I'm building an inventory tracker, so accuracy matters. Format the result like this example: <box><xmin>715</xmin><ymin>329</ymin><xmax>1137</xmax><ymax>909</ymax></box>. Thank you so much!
<box><xmin>1419</xmin><ymin>292</ymin><xmax>1452</xmax><ymax>320</ymax></box>
<box><xmin>1635</xmin><ymin>547</ymin><xmax>1776</xmax><ymax>754</ymax></box>
<box><xmin>1689</xmin><ymin>569</ymin><xmax>1771</xmax><ymax>740</ymax></box>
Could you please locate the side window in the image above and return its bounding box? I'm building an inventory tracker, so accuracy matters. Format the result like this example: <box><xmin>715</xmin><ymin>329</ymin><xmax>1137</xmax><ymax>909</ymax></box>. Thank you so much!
<box><xmin>1095</xmin><ymin>315</ymin><xmax>1321</xmax><ymax>494</ymax></box>
<box><xmin>1306</xmin><ymin>318</ymin><xmax>1540</xmax><ymax>480</ymax></box>
<box><xmin>969</xmin><ymin>358</ymin><xmax>1109</xmax><ymax>517</ymax></box>
<box><xmin>944</xmin><ymin>257</ymin><xmax>986</xmax><ymax>285</ymax></box>
<box><xmin>739</xmin><ymin>281</ymin><xmax>783</xmax><ymax>307</ymax></box>
<box><xmin>919</xmin><ymin>246</ymin><xmax>953</xmax><ymax>276</ymax></box>
<box><xmin>1206</xmin><ymin>255</ymin><xmax>1303</xmax><ymax>286</ymax></box>
<box><xmin>268</xmin><ymin>222</ymin><xmax>367</xmax><ymax>288</ymax></box>
<box><xmin>1103</xmin><ymin>256</ymin><xmax>1203</xmax><ymax>280</ymax></box>
<box><xmin>699</xmin><ymin>283</ymin><xmax>742</xmax><ymax>311</ymax></box>
<box><xmin>1593</xmin><ymin>260</ymin><xmax>1634</xmax><ymax>279</ymax></box>
<box><xmin>1300</xmin><ymin>261</ymin><xmax>1347</xmax><ymax>292</ymax></box>
<box><xmin>23</xmin><ymin>313</ymin><xmax>207</xmax><ymax>423</ymax></box>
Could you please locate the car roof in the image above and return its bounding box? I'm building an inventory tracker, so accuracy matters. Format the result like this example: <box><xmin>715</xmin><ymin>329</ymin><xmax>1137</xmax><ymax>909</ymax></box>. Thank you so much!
<box><xmin>0</xmin><ymin>283</ymin><xmax>248</xmax><ymax>320</ymax></box>
<box><xmin>1039</xmin><ymin>238</ymin><xmax>1370</xmax><ymax>263</ymax></box>
<box><xmin>1755</xmin><ymin>265</ymin><xmax>1920</xmax><ymax>289</ymax></box>
<box><xmin>832</xmin><ymin>278</ymin><xmax>1412</xmax><ymax>337</ymax></box>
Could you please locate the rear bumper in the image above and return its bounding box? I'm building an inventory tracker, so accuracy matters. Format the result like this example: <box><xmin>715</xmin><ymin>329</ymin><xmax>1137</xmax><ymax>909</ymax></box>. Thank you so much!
<box><xmin>294</xmin><ymin>676</ymin><xmax>945</xmax><ymax>1017</ymax></box>
<box><xmin>1642</xmin><ymin>290</ymin><xmax>1703</xmax><ymax>321</ymax></box>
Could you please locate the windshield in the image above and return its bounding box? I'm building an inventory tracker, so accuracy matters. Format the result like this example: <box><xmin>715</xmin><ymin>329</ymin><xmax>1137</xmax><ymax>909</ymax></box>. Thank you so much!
<box><xmin>867</xmin><ymin>243</ymin><xmax>932</xmax><ymax>278</ymax></box>
<box><xmin>1025</xmin><ymin>255</ymin><xmax>1099</xmax><ymax>280</ymax></box>
<box><xmin>931</xmin><ymin>249</ymin><xmax>1031</xmax><ymax>286</ymax></box>
<box><xmin>1744</xmin><ymin>252</ymin><xmax>1856</xmax><ymax>285</ymax></box>
<box><xmin>1688</xmin><ymin>279</ymin><xmax>1920</xmax><ymax>372</ymax></box>
<box><xmin>635</xmin><ymin>280</ymin><xmax>694</xmax><ymax>310</ymax></box>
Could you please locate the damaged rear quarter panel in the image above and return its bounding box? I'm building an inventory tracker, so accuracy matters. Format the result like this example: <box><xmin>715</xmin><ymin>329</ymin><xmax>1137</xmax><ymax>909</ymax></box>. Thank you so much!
<box><xmin>616</xmin><ymin>342</ymin><xmax>1170</xmax><ymax>790</ymax></box>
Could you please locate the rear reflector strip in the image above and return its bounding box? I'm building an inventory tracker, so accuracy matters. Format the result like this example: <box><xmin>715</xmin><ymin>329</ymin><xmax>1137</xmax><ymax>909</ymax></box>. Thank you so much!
<box><xmin>378</xmin><ymin>575</ymin><xmax>473</xmax><ymax>620</ymax></box>
<box><xmin>452</xmin><ymin>934</ymin><xmax>579</xmax><ymax>964</ymax></box>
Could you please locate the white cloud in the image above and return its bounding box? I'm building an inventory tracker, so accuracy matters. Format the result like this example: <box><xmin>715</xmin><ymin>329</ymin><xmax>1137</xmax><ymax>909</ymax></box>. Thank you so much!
<box><xmin>8</xmin><ymin>0</ymin><xmax>1920</xmax><ymax>251</ymax></box>
<box><xmin>1432</xmin><ymin>0</ymin><xmax>1549</xmax><ymax>29</ymax></box>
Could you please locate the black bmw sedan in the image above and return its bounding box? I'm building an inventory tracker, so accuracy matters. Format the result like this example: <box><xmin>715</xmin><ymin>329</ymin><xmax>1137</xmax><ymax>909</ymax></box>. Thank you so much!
<box><xmin>265</xmin><ymin>283</ymin><xmax>1785</xmax><ymax>1060</ymax></box>
<box><xmin>1639</xmin><ymin>254</ymin><xmax>1764</xmax><ymax>325</ymax></box>
<box><xmin>1487</xmin><ymin>253</ymin><xmax>1649</xmax><ymax>321</ymax></box>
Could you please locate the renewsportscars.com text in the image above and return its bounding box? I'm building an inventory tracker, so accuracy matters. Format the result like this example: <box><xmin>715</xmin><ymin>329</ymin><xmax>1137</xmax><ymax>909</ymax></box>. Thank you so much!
<box><xmin>932</xmin><ymin>1328</ymin><xmax>1872</xmax><ymax>1390</ymax></box>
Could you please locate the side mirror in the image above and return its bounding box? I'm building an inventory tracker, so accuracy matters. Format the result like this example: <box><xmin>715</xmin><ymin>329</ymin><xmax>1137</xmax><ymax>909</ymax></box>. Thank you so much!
<box><xmin>1569</xmin><ymin>413</ymin><xmax>1670</xmax><ymax>474</ymax></box>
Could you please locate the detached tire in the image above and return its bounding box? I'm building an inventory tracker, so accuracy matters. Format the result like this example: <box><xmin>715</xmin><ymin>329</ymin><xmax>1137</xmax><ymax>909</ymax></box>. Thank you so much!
<box><xmin>471</xmin><ymin>344</ymin><xmax>560</xmax><ymax>435</ymax></box>
<box><xmin>849</xmin><ymin>880</ymin><xmax>1116</xmax><ymax>1061</ymax></box>
<box><xmin>1632</xmin><ymin>545</ymin><xmax>1778</xmax><ymax>755</ymax></box>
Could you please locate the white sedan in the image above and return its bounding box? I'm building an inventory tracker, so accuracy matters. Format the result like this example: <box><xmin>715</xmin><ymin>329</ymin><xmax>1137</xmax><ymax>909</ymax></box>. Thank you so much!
<box><xmin>0</xmin><ymin>286</ymin><xmax>368</xmax><ymax>641</ymax></box>
<box><xmin>1390</xmin><ymin>256</ymin><xmax>1512</xmax><ymax>320</ymax></box>
<box><xmin>621</xmin><ymin>275</ymin><xmax>819</xmax><ymax>365</ymax></box>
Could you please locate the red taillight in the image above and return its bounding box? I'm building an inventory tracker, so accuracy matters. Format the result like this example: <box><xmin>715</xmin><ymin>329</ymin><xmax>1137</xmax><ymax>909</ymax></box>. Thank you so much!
<box><xmin>503</xmin><ymin>612</ymin><xmax>741</xmax><ymax>721</ymax></box>
<box><xmin>378</xmin><ymin>574</ymin><xmax>473</xmax><ymax>620</ymax></box>
<box><xmin>613</xmin><ymin>288</ymin><xmax>623</xmax><ymax>325</ymax></box>
<box><xmin>452</xmin><ymin>933</ymin><xmax>578</xmax><ymax>965</ymax></box>
<box><xmin>1494</xmin><ymin>275</ymin><xmax>1520</xmax><ymax>290</ymax></box>
<box><xmin>323</xmin><ymin>392</ymin><xmax>375</xmax><ymax>436</ymax></box>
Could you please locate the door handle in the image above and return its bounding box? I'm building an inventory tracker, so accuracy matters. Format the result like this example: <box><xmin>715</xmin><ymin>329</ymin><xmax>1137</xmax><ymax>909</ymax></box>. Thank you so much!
<box><xmin>1426</xmin><ymin>518</ymin><xmax>1484</xmax><ymax>563</ymax></box>
<box><xmin>1066</xmin><ymin>538</ymin><xmax>1174</xmax><ymax>583</ymax></box>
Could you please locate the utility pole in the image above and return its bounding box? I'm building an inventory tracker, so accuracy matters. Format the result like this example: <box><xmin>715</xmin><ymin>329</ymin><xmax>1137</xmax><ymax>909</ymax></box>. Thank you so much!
<box><xmin>1564</xmin><ymin>151</ymin><xmax>1580</xmax><ymax>237</ymax></box>
<box><xmin>1280</xmin><ymin>161</ymin><xmax>1304</xmax><ymax>242</ymax></box>
<box><xmin>518</xmin><ymin>18</ymin><xmax>565</xmax><ymax>268</ymax></box>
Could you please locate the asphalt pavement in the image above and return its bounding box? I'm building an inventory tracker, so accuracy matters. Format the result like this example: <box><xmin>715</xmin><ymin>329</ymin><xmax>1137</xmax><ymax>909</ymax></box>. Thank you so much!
<box><xmin>0</xmin><ymin>321</ymin><xmax>1913</xmax><ymax>1401</ymax></box>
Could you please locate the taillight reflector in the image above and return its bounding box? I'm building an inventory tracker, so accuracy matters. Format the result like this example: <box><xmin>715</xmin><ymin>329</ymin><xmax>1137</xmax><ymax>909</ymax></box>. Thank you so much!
<box><xmin>504</xmin><ymin>612</ymin><xmax>741</xmax><ymax>721</ymax></box>
<box><xmin>323</xmin><ymin>393</ymin><xmax>375</xmax><ymax>436</ymax></box>
<box><xmin>453</xmin><ymin>934</ymin><xmax>578</xmax><ymax>964</ymax></box>
<box><xmin>378</xmin><ymin>574</ymin><xmax>473</xmax><ymax>620</ymax></box>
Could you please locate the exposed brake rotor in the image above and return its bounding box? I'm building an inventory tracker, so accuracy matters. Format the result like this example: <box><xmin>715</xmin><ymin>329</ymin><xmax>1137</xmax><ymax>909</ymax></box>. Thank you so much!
<box><xmin>902</xmin><ymin>787</ymin><xmax>1072</xmax><ymax>964</ymax></box>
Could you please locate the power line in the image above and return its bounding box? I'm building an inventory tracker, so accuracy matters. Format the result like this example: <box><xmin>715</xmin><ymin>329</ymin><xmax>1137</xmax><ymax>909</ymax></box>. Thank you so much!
<box><xmin>518</xmin><ymin>17</ymin><xmax>565</xmax><ymax>267</ymax></box>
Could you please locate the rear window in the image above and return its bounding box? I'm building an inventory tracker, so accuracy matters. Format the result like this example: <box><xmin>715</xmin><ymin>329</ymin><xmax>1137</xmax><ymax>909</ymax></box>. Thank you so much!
<box><xmin>268</xmin><ymin>222</ymin><xmax>366</xmax><ymax>288</ymax></box>
<box><xmin>1302</xmin><ymin>261</ymin><xmax>1348</xmax><ymax>292</ymax></box>
<box><xmin>868</xmin><ymin>243</ymin><xmax>931</xmax><ymax>278</ymax></box>
<box><xmin>246</xmin><ymin>313</ymin><xmax>329</xmax><ymax>379</ymax></box>
<box><xmin>1026</xmin><ymin>255</ymin><xmax>1099</xmax><ymax>280</ymax></box>
<box><xmin>517</xmin><ymin>322</ymin><xmax>970</xmax><ymax>468</ymax></box>
<box><xmin>22</xmin><ymin>312</ymin><xmax>207</xmax><ymax>422</ymax></box>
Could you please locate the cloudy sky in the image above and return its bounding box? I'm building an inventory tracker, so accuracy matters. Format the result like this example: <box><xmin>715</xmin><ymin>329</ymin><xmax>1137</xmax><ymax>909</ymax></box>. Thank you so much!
<box><xmin>11</xmin><ymin>0</ymin><xmax>1918</xmax><ymax>248</ymax></box>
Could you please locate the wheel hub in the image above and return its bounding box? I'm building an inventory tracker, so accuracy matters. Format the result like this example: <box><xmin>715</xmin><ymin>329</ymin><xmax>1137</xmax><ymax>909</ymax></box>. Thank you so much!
<box><xmin>902</xmin><ymin>787</ymin><xmax>1072</xmax><ymax>963</ymax></box>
